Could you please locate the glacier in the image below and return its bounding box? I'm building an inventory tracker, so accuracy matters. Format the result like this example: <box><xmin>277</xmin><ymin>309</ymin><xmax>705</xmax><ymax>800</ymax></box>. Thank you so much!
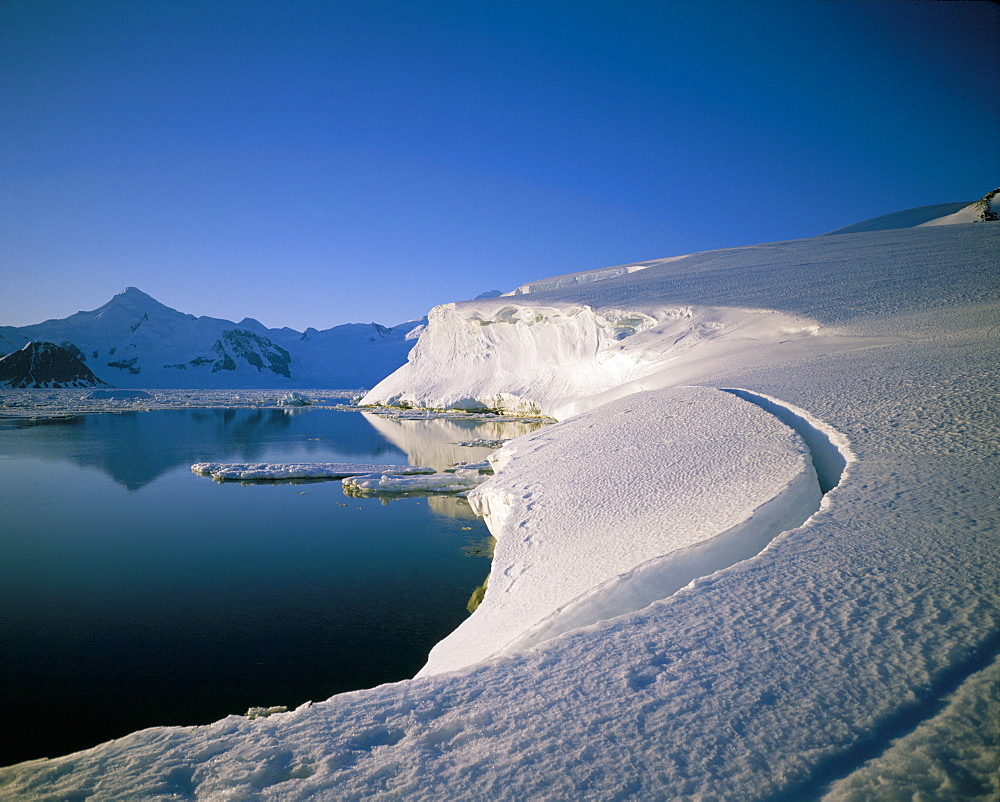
<box><xmin>0</xmin><ymin>207</ymin><xmax>997</xmax><ymax>800</ymax></box>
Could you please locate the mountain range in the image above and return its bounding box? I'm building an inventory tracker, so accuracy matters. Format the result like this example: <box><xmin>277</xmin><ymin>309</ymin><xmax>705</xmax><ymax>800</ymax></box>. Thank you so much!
<box><xmin>0</xmin><ymin>288</ymin><xmax>426</xmax><ymax>389</ymax></box>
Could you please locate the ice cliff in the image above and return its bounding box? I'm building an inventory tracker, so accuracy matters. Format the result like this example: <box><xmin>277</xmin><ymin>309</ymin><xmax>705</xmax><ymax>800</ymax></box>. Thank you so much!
<box><xmin>362</xmin><ymin>300</ymin><xmax>819</xmax><ymax>420</ymax></box>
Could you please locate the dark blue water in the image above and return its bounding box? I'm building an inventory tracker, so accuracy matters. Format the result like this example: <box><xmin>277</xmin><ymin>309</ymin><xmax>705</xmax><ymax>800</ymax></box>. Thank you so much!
<box><xmin>0</xmin><ymin>407</ymin><xmax>500</xmax><ymax>766</ymax></box>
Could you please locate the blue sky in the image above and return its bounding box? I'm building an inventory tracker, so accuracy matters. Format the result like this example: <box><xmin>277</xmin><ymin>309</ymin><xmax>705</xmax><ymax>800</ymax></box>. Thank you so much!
<box><xmin>2</xmin><ymin>0</ymin><xmax>997</xmax><ymax>330</ymax></box>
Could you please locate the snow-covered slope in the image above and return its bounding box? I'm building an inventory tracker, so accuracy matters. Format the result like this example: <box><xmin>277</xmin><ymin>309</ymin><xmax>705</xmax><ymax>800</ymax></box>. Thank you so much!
<box><xmin>7</xmin><ymin>288</ymin><xmax>424</xmax><ymax>389</ymax></box>
<box><xmin>1</xmin><ymin>217</ymin><xmax>997</xmax><ymax>800</ymax></box>
<box><xmin>824</xmin><ymin>187</ymin><xmax>999</xmax><ymax>235</ymax></box>
<box><xmin>822</xmin><ymin>201</ymin><xmax>973</xmax><ymax>234</ymax></box>
<box><xmin>919</xmin><ymin>186</ymin><xmax>999</xmax><ymax>227</ymax></box>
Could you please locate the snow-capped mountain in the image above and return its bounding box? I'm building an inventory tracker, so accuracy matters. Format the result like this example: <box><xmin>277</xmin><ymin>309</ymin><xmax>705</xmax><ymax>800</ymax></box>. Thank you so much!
<box><xmin>5</xmin><ymin>288</ymin><xmax>425</xmax><ymax>389</ymax></box>
<box><xmin>0</xmin><ymin>341</ymin><xmax>110</xmax><ymax>388</ymax></box>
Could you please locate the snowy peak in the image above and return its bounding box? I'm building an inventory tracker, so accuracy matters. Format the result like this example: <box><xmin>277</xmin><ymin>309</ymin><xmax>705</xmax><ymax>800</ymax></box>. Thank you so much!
<box><xmin>116</xmin><ymin>286</ymin><xmax>155</xmax><ymax>301</ymax></box>
<box><xmin>97</xmin><ymin>286</ymin><xmax>187</xmax><ymax>319</ymax></box>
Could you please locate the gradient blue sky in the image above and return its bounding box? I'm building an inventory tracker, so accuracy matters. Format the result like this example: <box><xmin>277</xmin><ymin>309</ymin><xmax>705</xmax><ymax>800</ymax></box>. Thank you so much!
<box><xmin>2</xmin><ymin>0</ymin><xmax>997</xmax><ymax>330</ymax></box>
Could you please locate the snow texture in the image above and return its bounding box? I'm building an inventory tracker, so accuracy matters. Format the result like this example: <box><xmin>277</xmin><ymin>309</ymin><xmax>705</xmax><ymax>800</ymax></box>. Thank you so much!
<box><xmin>1</xmin><ymin>207</ymin><xmax>998</xmax><ymax>800</ymax></box>
<box><xmin>420</xmin><ymin>386</ymin><xmax>821</xmax><ymax>675</ymax></box>
<box><xmin>191</xmin><ymin>463</ymin><xmax>434</xmax><ymax>482</ymax></box>
<box><xmin>823</xmin><ymin>655</ymin><xmax>999</xmax><ymax>801</ymax></box>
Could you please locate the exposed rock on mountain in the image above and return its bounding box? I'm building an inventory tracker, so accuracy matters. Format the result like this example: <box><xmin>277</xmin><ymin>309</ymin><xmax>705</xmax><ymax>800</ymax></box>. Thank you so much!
<box><xmin>0</xmin><ymin>341</ymin><xmax>111</xmax><ymax>388</ymax></box>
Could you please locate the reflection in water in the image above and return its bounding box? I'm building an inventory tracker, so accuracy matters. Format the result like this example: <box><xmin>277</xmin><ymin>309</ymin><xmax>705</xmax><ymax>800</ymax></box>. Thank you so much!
<box><xmin>1</xmin><ymin>407</ymin><xmax>504</xmax><ymax>766</ymax></box>
<box><xmin>0</xmin><ymin>407</ymin><xmax>398</xmax><ymax>490</ymax></box>
<box><xmin>0</xmin><ymin>408</ymin><xmax>547</xmax><ymax>492</ymax></box>
<box><xmin>427</xmin><ymin>495</ymin><xmax>484</xmax><ymax>521</ymax></box>
<box><xmin>361</xmin><ymin>412</ymin><xmax>546</xmax><ymax>471</ymax></box>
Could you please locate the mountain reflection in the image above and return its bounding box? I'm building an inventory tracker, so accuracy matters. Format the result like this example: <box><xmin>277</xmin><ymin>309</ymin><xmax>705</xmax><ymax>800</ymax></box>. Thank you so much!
<box><xmin>0</xmin><ymin>408</ymin><xmax>400</xmax><ymax>490</ymax></box>
<box><xmin>0</xmin><ymin>408</ymin><xmax>549</xmax><ymax>492</ymax></box>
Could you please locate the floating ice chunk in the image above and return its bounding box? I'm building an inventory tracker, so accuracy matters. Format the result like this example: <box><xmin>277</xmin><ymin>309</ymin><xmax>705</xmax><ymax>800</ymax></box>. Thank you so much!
<box><xmin>83</xmin><ymin>389</ymin><xmax>152</xmax><ymax>399</ymax></box>
<box><xmin>446</xmin><ymin>460</ymin><xmax>492</xmax><ymax>472</ymax></box>
<box><xmin>342</xmin><ymin>467</ymin><xmax>488</xmax><ymax>497</ymax></box>
<box><xmin>278</xmin><ymin>392</ymin><xmax>312</xmax><ymax>406</ymax></box>
<box><xmin>191</xmin><ymin>462</ymin><xmax>434</xmax><ymax>481</ymax></box>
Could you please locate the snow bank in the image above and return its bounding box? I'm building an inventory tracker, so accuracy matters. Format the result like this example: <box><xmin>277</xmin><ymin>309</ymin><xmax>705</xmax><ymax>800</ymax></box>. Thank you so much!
<box><xmin>419</xmin><ymin>386</ymin><xmax>821</xmax><ymax>675</ymax></box>
<box><xmin>191</xmin><ymin>462</ymin><xmax>433</xmax><ymax>481</ymax></box>
<box><xmin>504</xmin><ymin>257</ymin><xmax>683</xmax><ymax>295</ymax></box>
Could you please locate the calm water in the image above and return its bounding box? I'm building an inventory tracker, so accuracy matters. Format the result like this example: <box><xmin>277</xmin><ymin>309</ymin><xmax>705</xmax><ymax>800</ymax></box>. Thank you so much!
<box><xmin>0</xmin><ymin>406</ymin><xmax>535</xmax><ymax>766</ymax></box>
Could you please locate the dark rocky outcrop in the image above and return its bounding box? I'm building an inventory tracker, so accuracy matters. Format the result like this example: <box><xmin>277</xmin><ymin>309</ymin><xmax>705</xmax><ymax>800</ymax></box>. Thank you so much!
<box><xmin>0</xmin><ymin>342</ymin><xmax>111</xmax><ymax>388</ymax></box>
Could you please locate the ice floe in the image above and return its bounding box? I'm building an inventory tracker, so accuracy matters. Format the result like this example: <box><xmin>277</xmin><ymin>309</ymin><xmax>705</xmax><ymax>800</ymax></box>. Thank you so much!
<box><xmin>191</xmin><ymin>462</ymin><xmax>434</xmax><ymax>482</ymax></box>
<box><xmin>83</xmin><ymin>389</ymin><xmax>153</xmax><ymax>400</ymax></box>
<box><xmin>0</xmin><ymin>388</ymin><xmax>355</xmax><ymax>418</ymax></box>
<box><xmin>342</xmin><ymin>467</ymin><xmax>490</xmax><ymax>497</ymax></box>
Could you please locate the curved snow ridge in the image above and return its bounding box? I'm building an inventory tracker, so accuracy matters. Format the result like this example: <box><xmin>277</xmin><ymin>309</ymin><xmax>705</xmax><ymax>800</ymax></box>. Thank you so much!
<box><xmin>504</xmin><ymin>256</ymin><xmax>685</xmax><ymax>295</ymax></box>
<box><xmin>721</xmin><ymin>388</ymin><xmax>855</xmax><ymax>494</ymax></box>
<box><xmin>502</xmin><ymin>464</ymin><xmax>821</xmax><ymax>655</ymax></box>
<box><xmin>418</xmin><ymin>386</ymin><xmax>828</xmax><ymax>676</ymax></box>
<box><xmin>495</xmin><ymin>389</ymin><xmax>854</xmax><ymax>657</ymax></box>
